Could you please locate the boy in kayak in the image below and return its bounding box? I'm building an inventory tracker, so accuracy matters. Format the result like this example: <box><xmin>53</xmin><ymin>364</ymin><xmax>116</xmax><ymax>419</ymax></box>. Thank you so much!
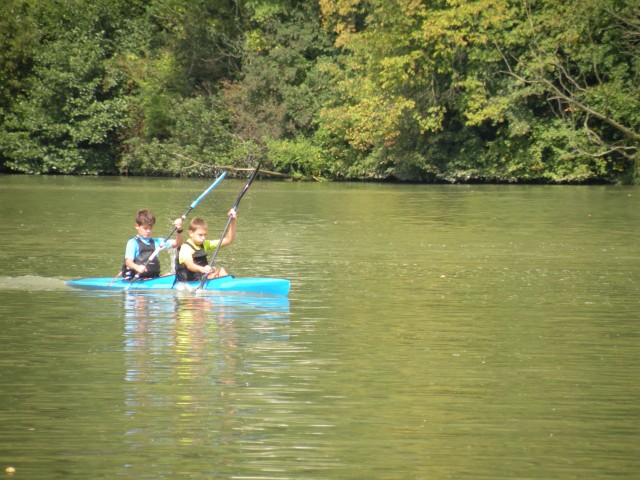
<box><xmin>175</xmin><ymin>210</ymin><xmax>237</xmax><ymax>282</ymax></box>
<box><xmin>122</xmin><ymin>209</ymin><xmax>184</xmax><ymax>279</ymax></box>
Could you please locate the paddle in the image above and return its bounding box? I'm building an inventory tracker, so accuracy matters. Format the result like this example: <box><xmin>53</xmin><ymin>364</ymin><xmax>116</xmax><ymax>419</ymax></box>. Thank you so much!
<box><xmin>196</xmin><ymin>162</ymin><xmax>262</xmax><ymax>290</ymax></box>
<box><xmin>126</xmin><ymin>171</ymin><xmax>227</xmax><ymax>287</ymax></box>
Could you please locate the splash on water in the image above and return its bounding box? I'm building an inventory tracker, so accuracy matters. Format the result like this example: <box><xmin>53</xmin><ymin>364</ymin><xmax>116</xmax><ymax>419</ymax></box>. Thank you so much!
<box><xmin>0</xmin><ymin>275</ymin><xmax>69</xmax><ymax>291</ymax></box>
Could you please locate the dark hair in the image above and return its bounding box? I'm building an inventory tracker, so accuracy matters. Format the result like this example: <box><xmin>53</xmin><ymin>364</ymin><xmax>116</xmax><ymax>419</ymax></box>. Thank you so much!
<box><xmin>135</xmin><ymin>209</ymin><xmax>156</xmax><ymax>227</ymax></box>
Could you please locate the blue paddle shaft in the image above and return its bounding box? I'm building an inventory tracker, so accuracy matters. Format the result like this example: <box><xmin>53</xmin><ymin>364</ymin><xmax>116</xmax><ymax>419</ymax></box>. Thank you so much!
<box><xmin>190</xmin><ymin>172</ymin><xmax>227</xmax><ymax>210</ymax></box>
<box><xmin>129</xmin><ymin>171</ymin><xmax>227</xmax><ymax>284</ymax></box>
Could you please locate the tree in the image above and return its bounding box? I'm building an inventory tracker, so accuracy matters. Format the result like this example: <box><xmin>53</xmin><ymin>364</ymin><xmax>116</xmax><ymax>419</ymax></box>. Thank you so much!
<box><xmin>317</xmin><ymin>0</ymin><xmax>640</xmax><ymax>182</ymax></box>
<box><xmin>223</xmin><ymin>1</ymin><xmax>336</xmax><ymax>144</ymax></box>
<box><xmin>0</xmin><ymin>0</ymin><xmax>136</xmax><ymax>174</ymax></box>
<box><xmin>490</xmin><ymin>0</ymin><xmax>640</xmax><ymax>182</ymax></box>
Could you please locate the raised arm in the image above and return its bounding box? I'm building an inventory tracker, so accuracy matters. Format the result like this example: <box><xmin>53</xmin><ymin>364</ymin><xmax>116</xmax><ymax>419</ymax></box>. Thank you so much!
<box><xmin>168</xmin><ymin>217</ymin><xmax>184</xmax><ymax>248</ymax></box>
<box><xmin>220</xmin><ymin>208</ymin><xmax>237</xmax><ymax>247</ymax></box>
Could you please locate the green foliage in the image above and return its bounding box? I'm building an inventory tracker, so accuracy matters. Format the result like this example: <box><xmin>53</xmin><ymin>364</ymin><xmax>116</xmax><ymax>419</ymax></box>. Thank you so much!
<box><xmin>223</xmin><ymin>1</ymin><xmax>336</xmax><ymax>145</ymax></box>
<box><xmin>0</xmin><ymin>0</ymin><xmax>638</xmax><ymax>182</ymax></box>
<box><xmin>0</xmin><ymin>0</ymin><xmax>135</xmax><ymax>174</ymax></box>
<box><xmin>266</xmin><ymin>136</ymin><xmax>334</xmax><ymax>180</ymax></box>
<box><xmin>0</xmin><ymin>0</ymin><xmax>39</xmax><ymax>111</ymax></box>
<box><xmin>143</xmin><ymin>0</ymin><xmax>245</xmax><ymax>88</ymax></box>
<box><xmin>119</xmin><ymin>94</ymin><xmax>251</xmax><ymax>176</ymax></box>
<box><xmin>316</xmin><ymin>0</ymin><xmax>640</xmax><ymax>183</ymax></box>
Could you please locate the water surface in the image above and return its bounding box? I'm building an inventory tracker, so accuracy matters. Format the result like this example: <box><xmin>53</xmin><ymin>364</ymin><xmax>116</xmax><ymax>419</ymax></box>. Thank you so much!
<box><xmin>1</xmin><ymin>175</ymin><xmax>639</xmax><ymax>479</ymax></box>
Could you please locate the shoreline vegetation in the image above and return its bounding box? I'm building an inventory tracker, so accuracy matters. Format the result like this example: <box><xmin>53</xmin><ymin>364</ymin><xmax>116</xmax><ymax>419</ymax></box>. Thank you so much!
<box><xmin>0</xmin><ymin>171</ymin><xmax>618</xmax><ymax>186</ymax></box>
<box><xmin>1</xmin><ymin>0</ymin><xmax>638</xmax><ymax>184</ymax></box>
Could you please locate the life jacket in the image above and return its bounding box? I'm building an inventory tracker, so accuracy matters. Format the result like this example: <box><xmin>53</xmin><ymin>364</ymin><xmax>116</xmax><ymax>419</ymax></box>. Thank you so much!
<box><xmin>175</xmin><ymin>240</ymin><xmax>209</xmax><ymax>282</ymax></box>
<box><xmin>122</xmin><ymin>237</ymin><xmax>161</xmax><ymax>279</ymax></box>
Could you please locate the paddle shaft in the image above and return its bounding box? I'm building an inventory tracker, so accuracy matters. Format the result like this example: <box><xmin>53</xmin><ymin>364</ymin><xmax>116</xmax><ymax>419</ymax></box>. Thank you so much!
<box><xmin>197</xmin><ymin>162</ymin><xmax>262</xmax><ymax>289</ymax></box>
<box><xmin>129</xmin><ymin>172</ymin><xmax>227</xmax><ymax>282</ymax></box>
<box><xmin>146</xmin><ymin>171</ymin><xmax>228</xmax><ymax>263</ymax></box>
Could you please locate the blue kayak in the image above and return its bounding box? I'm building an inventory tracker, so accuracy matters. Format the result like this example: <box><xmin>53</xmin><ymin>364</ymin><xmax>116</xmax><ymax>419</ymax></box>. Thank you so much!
<box><xmin>67</xmin><ymin>275</ymin><xmax>290</xmax><ymax>296</ymax></box>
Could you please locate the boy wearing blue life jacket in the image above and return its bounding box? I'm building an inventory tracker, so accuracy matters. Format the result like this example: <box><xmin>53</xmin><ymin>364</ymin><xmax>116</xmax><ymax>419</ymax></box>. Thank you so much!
<box><xmin>175</xmin><ymin>210</ymin><xmax>237</xmax><ymax>282</ymax></box>
<box><xmin>122</xmin><ymin>209</ymin><xmax>184</xmax><ymax>279</ymax></box>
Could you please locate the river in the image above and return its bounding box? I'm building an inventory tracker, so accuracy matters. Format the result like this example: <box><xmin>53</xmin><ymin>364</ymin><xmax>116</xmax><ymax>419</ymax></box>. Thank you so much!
<box><xmin>1</xmin><ymin>175</ymin><xmax>639</xmax><ymax>479</ymax></box>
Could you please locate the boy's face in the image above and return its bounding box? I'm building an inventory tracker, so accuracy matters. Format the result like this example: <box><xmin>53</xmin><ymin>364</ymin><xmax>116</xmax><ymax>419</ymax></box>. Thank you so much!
<box><xmin>189</xmin><ymin>227</ymin><xmax>207</xmax><ymax>246</ymax></box>
<box><xmin>135</xmin><ymin>222</ymin><xmax>153</xmax><ymax>239</ymax></box>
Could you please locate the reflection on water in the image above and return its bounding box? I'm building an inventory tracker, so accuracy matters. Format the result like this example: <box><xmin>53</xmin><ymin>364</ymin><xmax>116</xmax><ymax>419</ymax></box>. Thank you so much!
<box><xmin>119</xmin><ymin>291</ymin><xmax>331</xmax><ymax>477</ymax></box>
<box><xmin>1</xmin><ymin>177</ymin><xmax>639</xmax><ymax>479</ymax></box>
<box><xmin>123</xmin><ymin>291</ymin><xmax>290</xmax><ymax>392</ymax></box>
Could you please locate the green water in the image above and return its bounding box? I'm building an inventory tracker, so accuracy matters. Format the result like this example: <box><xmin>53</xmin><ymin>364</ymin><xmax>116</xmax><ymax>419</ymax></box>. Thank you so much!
<box><xmin>1</xmin><ymin>175</ymin><xmax>639</xmax><ymax>479</ymax></box>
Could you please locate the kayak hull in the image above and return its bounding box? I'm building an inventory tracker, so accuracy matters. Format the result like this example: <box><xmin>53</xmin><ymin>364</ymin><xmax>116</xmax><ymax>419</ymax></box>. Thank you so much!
<box><xmin>67</xmin><ymin>275</ymin><xmax>290</xmax><ymax>296</ymax></box>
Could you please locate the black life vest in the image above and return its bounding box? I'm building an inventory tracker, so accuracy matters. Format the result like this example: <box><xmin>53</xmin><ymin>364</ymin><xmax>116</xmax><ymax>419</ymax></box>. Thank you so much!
<box><xmin>175</xmin><ymin>240</ymin><xmax>208</xmax><ymax>282</ymax></box>
<box><xmin>122</xmin><ymin>237</ymin><xmax>161</xmax><ymax>279</ymax></box>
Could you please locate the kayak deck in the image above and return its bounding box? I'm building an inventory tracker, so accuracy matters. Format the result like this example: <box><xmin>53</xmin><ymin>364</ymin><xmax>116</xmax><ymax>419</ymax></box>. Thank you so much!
<box><xmin>67</xmin><ymin>275</ymin><xmax>290</xmax><ymax>296</ymax></box>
